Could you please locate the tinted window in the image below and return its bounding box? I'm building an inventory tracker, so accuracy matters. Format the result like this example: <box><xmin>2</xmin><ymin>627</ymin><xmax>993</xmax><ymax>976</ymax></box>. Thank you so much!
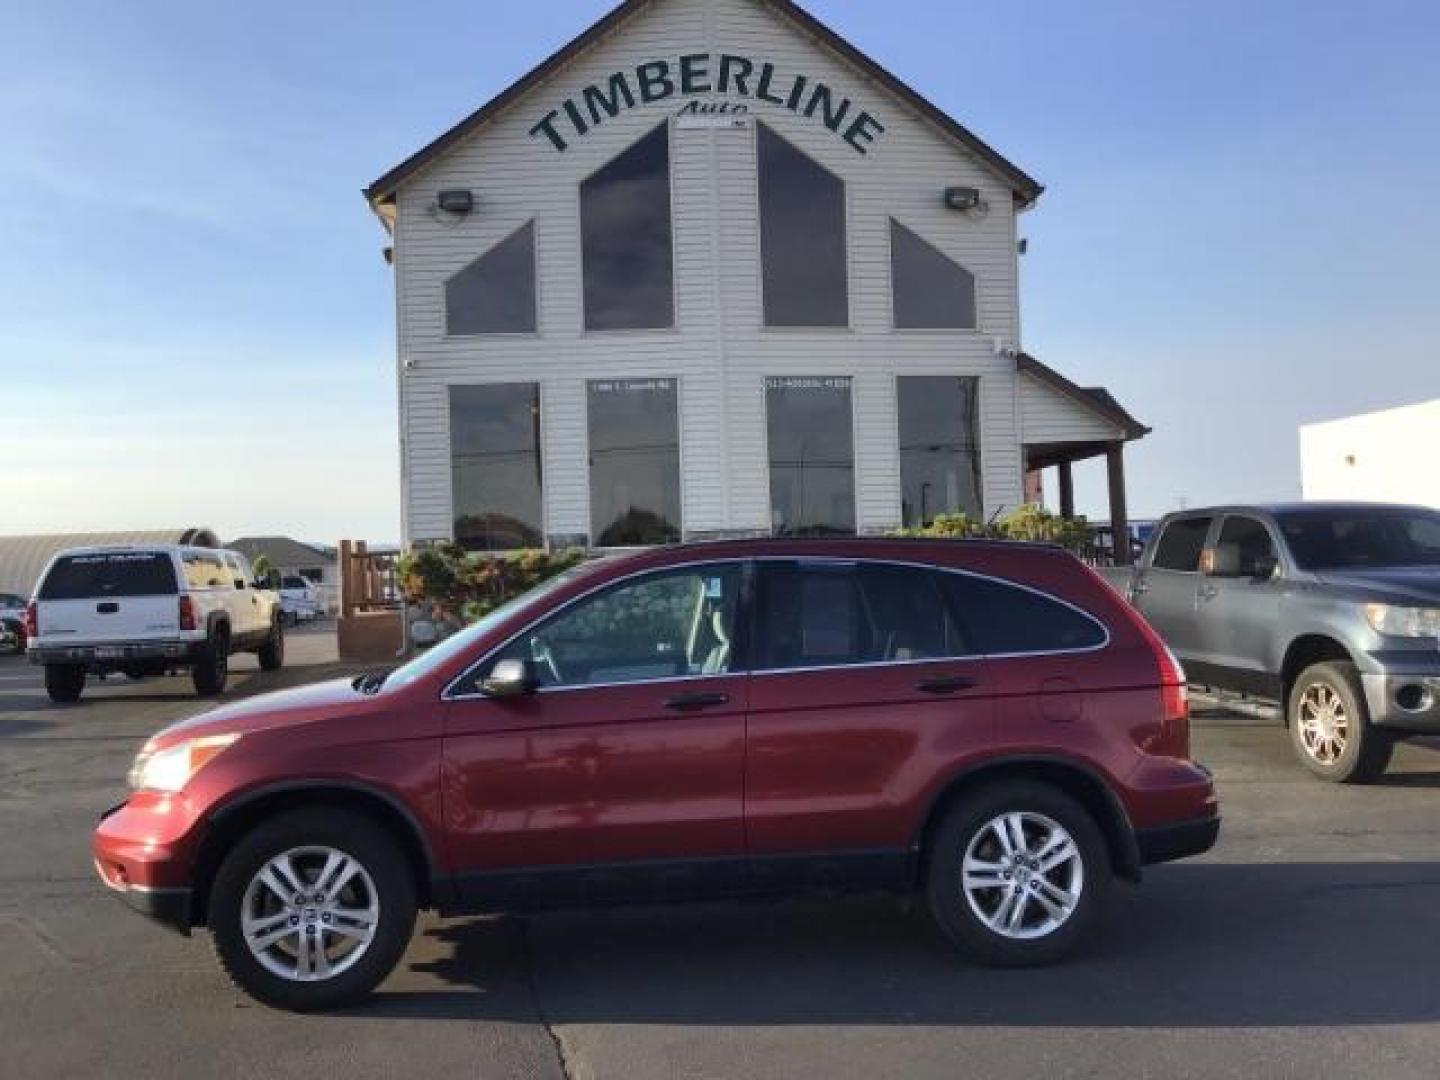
<box><xmin>898</xmin><ymin>376</ymin><xmax>982</xmax><ymax>528</ymax></box>
<box><xmin>40</xmin><ymin>553</ymin><xmax>178</xmax><ymax>599</ymax></box>
<box><xmin>1277</xmin><ymin>509</ymin><xmax>1440</xmax><ymax>569</ymax></box>
<box><xmin>940</xmin><ymin>573</ymin><xmax>1106</xmax><ymax>654</ymax></box>
<box><xmin>891</xmin><ymin>220</ymin><xmax>977</xmax><ymax>329</ymax></box>
<box><xmin>1215</xmin><ymin>516</ymin><xmax>1276</xmax><ymax>574</ymax></box>
<box><xmin>450</xmin><ymin>384</ymin><xmax>544</xmax><ymax>551</ymax></box>
<box><xmin>1152</xmin><ymin>517</ymin><xmax>1213</xmax><ymax>572</ymax></box>
<box><xmin>581</xmin><ymin>124</ymin><xmax>674</xmax><ymax>331</ymax></box>
<box><xmin>588</xmin><ymin>379</ymin><xmax>682</xmax><ymax>546</ymax></box>
<box><xmin>766</xmin><ymin>377</ymin><xmax>855</xmax><ymax>536</ymax></box>
<box><xmin>758</xmin><ymin>123</ymin><xmax>848</xmax><ymax>327</ymax></box>
<box><xmin>756</xmin><ymin>562</ymin><xmax>965</xmax><ymax>671</ymax></box>
<box><xmin>485</xmin><ymin>564</ymin><xmax>742</xmax><ymax>689</ymax></box>
<box><xmin>446</xmin><ymin>221</ymin><xmax>537</xmax><ymax>335</ymax></box>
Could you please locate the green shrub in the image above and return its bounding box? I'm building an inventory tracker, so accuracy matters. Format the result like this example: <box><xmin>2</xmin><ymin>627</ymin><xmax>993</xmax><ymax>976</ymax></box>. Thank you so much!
<box><xmin>397</xmin><ymin>545</ymin><xmax>585</xmax><ymax>622</ymax></box>
<box><xmin>894</xmin><ymin>505</ymin><xmax>1092</xmax><ymax>552</ymax></box>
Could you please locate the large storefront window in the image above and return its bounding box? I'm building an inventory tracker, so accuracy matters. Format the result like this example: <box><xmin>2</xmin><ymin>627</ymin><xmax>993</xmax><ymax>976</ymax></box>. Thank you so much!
<box><xmin>446</xmin><ymin>221</ymin><xmax>537</xmax><ymax>335</ymax></box>
<box><xmin>898</xmin><ymin>376</ymin><xmax>982</xmax><ymax>528</ymax></box>
<box><xmin>581</xmin><ymin>123</ymin><xmax>674</xmax><ymax>331</ymax></box>
<box><xmin>450</xmin><ymin>384</ymin><xmax>543</xmax><ymax>551</ymax></box>
<box><xmin>890</xmin><ymin>220</ymin><xmax>976</xmax><ymax>330</ymax></box>
<box><xmin>588</xmin><ymin>379</ymin><xmax>682</xmax><ymax>546</ymax></box>
<box><xmin>758</xmin><ymin>123</ymin><xmax>849</xmax><ymax>327</ymax></box>
<box><xmin>767</xmin><ymin>377</ymin><xmax>855</xmax><ymax>536</ymax></box>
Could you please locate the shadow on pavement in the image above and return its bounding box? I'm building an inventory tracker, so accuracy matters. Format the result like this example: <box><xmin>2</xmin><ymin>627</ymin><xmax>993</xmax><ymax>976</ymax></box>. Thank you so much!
<box><xmin>361</xmin><ymin>861</ymin><xmax>1440</xmax><ymax>1028</ymax></box>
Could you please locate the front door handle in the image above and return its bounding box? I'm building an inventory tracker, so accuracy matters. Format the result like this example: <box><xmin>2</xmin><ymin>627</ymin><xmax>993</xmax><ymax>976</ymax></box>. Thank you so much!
<box><xmin>664</xmin><ymin>691</ymin><xmax>730</xmax><ymax>711</ymax></box>
<box><xmin>916</xmin><ymin>676</ymin><xmax>979</xmax><ymax>695</ymax></box>
<box><xmin>1198</xmin><ymin>584</ymin><xmax>1219</xmax><ymax>602</ymax></box>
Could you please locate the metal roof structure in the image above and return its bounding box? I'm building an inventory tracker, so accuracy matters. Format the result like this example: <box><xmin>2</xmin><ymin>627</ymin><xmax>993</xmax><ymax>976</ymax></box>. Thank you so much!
<box><xmin>0</xmin><ymin>529</ymin><xmax>219</xmax><ymax>598</ymax></box>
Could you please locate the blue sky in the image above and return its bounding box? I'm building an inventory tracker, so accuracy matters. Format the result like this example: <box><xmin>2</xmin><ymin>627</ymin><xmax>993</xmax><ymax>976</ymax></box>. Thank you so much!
<box><xmin>3</xmin><ymin>0</ymin><xmax>1438</xmax><ymax>542</ymax></box>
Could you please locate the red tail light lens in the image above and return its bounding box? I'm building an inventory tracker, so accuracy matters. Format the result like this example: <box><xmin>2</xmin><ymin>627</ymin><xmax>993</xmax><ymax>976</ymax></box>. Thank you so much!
<box><xmin>178</xmin><ymin>595</ymin><xmax>197</xmax><ymax>632</ymax></box>
<box><xmin>23</xmin><ymin>601</ymin><xmax>37</xmax><ymax>639</ymax></box>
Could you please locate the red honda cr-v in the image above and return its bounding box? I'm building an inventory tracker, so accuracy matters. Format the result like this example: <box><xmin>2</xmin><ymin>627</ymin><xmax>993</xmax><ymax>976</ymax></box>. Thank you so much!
<box><xmin>94</xmin><ymin>539</ymin><xmax>1217</xmax><ymax>1011</ymax></box>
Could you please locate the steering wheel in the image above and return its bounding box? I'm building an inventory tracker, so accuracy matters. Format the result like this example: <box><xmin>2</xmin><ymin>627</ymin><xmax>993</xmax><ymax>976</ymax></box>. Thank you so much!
<box><xmin>530</xmin><ymin>636</ymin><xmax>564</xmax><ymax>684</ymax></box>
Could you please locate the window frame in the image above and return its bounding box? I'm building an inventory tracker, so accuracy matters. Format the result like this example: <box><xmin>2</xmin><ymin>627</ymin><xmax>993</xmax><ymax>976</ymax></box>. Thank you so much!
<box><xmin>762</xmin><ymin>375</ymin><xmax>860</xmax><ymax>538</ymax></box>
<box><xmin>443</xmin><ymin>559</ymin><xmax>753</xmax><ymax>700</ymax></box>
<box><xmin>895</xmin><ymin>374</ymin><xmax>985</xmax><ymax>529</ymax></box>
<box><xmin>1210</xmin><ymin>514</ymin><xmax>1285</xmax><ymax>577</ymax></box>
<box><xmin>887</xmin><ymin>218</ymin><xmax>981</xmax><ymax>333</ymax></box>
<box><xmin>1150</xmin><ymin>516</ymin><xmax>1217</xmax><ymax>574</ymax></box>
<box><xmin>586</xmin><ymin>376</ymin><xmax>686</xmax><ymax>549</ymax></box>
<box><xmin>442</xmin><ymin>219</ymin><xmax>540</xmax><ymax>339</ymax></box>
<box><xmin>447</xmin><ymin>381</ymin><xmax>548</xmax><ymax>553</ymax></box>
<box><xmin>577</xmin><ymin>121</ymin><xmax>679</xmax><ymax>334</ymax></box>
<box><xmin>754</xmin><ymin>121</ymin><xmax>853</xmax><ymax>331</ymax></box>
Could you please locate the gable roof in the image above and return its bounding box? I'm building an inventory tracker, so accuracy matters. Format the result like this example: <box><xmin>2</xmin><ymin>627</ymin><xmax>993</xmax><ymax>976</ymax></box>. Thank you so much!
<box><xmin>1017</xmin><ymin>353</ymin><xmax>1151</xmax><ymax>442</ymax></box>
<box><xmin>229</xmin><ymin>536</ymin><xmax>335</xmax><ymax>569</ymax></box>
<box><xmin>365</xmin><ymin>0</ymin><xmax>1043</xmax><ymax>209</ymax></box>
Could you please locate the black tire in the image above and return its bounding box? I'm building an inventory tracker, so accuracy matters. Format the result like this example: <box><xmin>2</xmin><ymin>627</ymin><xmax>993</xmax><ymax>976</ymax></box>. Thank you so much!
<box><xmin>44</xmin><ymin>663</ymin><xmax>86</xmax><ymax>704</ymax></box>
<box><xmin>192</xmin><ymin>626</ymin><xmax>230</xmax><ymax>696</ymax></box>
<box><xmin>258</xmin><ymin>617</ymin><xmax>285</xmax><ymax>672</ymax></box>
<box><xmin>208</xmin><ymin>808</ymin><xmax>417</xmax><ymax>1012</ymax></box>
<box><xmin>1289</xmin><ymin>661</ymin><xmax>1394</xmax><ymax>783</ymax></box>
<box><xmin>926</xmin><ymin>781</ymin><xmax>1111</xmax><ymax>967</ymax></box>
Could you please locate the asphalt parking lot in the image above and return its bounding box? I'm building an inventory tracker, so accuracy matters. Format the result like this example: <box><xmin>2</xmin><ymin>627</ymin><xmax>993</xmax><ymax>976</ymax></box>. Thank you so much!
<box><xmin>3</xmin><ymin>634</ymin><xmax>1439</xmax><ymax>1080</ymax></box>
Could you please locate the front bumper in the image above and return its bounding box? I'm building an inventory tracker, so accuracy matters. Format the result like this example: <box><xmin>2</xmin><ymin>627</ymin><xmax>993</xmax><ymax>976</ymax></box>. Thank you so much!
<box><xmin>93</xmin><ymin>798</ymin><xmax>201</xmax><ymax>934</ymax></box>
<box><xmin>1136</xmin><ymin>814</ymin><xmax>1221</xmax><ymax>866</ymax></box>
<box><xmin>30</xmin><ymin>639</ymin><xmax>201</xmax><ymax>667</ymax></box>
<box><xmin>1362</xmin><ymin>670</ymin><xmax>1440</xmax><ymax>733</ymax></box>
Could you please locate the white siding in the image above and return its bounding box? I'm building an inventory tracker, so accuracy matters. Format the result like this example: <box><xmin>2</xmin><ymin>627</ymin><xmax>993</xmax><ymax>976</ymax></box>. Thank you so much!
<box><xmin>1018</xmin><ymin>373</ymin><xmax>1124</xmax><ymax>446</ymax></box>
<box><xmin>390</xmin><ymin>0</ymin><xmax>1029</xmax><ymax>543</ymax></box>
<box><xmin>1300</xmin><ymin>400</ymin><xmax>1440</xmax><ymax>508</ymax></box>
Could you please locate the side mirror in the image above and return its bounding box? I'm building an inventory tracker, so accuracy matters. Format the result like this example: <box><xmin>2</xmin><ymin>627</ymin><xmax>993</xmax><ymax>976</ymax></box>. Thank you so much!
<box><xmin>233</xmin><ymin>578</ymin><xmax>247</xmax><ymax>591</ymax></box>
<box><xmin>1207</xmin><ymin>543</ymin><xmax>1242</xmax><ymax>578</ymax></box>
<box><xmin>481</xmin><ymin>658</ymin><xmax>541</xmax><ymax>698</ymax></box>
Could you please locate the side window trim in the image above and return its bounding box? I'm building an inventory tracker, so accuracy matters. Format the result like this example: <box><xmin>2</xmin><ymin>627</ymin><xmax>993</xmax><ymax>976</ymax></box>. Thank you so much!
<box><xmin>1151</xmin><ymin>515</ymin><xmax>1217</xmax><ymax>574</ymax></box>
<box><xmin>443</xmin><ymin>559</ymin><xmax>753</xmax><ymax>700</ymax></box>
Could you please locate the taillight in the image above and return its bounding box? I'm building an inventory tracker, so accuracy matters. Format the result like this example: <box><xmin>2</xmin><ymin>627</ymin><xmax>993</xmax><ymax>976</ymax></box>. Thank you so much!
<box><xmin>178</xmin><ymin>595</ymin><xmax>197</xmax><ymax>632</ymax></box>
<box><xmin>23</xmin><ymin>601</ymin><xmax>37</xmax><ymax>639</ymax></box>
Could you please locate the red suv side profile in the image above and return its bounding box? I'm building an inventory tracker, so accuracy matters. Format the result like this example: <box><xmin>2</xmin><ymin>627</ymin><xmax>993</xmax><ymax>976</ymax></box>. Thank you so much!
<box><xmin>94</xmin><ymin>539</ymin><xmax>1218</xmax><ymax>1011</ymax></box>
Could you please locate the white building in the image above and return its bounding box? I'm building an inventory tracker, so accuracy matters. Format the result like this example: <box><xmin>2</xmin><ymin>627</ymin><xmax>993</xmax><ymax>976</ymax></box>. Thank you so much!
<box><xmin>366</xmin><ymin>0</ymin><xmax>1148</xmax><ymax>553</ymax></box>
<box><xmin>1301</xmin><ymin>399</ymin><xmax>1440</xmax><ymax>509</ymax></box>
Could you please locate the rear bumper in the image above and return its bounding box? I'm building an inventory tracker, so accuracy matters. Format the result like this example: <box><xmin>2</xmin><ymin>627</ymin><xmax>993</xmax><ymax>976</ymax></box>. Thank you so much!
<box><xmin>30</xmin><ymin>639</ymin><xmax>202</xmax><ymax>667</ymax></box>
<box><xmin>1136</xmin><ymin>814</ymin><xmax>1221</xmax><ymax>867</ymax></box>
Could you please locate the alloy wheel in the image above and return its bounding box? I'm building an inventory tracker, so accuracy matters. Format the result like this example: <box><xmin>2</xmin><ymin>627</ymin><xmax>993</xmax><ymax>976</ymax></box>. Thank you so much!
<box><xmin>241</xmin><ymin>846</ymin><xmax>380</xmax><ymax>982</ymax></box>
<box><xmin>1298</xmin><ymin>682</ymin><xmax>1349</xmax><ymax>764</ymax></box>
<box><xmin>961</xmin><ymin>812</ymin><xmax>1085</xmax><ymax>941</ymax></box>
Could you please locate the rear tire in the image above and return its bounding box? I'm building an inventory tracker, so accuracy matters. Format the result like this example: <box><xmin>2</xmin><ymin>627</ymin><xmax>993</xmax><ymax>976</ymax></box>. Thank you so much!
<box><xmin>258</xmin><ymin>618</ymin><xmax>285</xmax><ymax>672</ymax></box>
<box><xmin>45</xmin><ymin>664</ymin><xmax>86</xmax><ymax>704</ymax></box>
<box><xmin>1289</xmin><ymin>661</ymin><xmax>1393</xmax><ymax>783</ymax></box>
<box><xmin>192</xmin><ymin>627</ymin><xmax>230</xmax><ymax>696</ymax></box>
<box><xmin>208</xmin><ymin>808</ymin><xmax>417</xmax><ymax>1012</ymax></box>
<box><xmin>926</xmin><ymin>781</ymin><xmax>1110</xmax><ymax>967</ymax></box>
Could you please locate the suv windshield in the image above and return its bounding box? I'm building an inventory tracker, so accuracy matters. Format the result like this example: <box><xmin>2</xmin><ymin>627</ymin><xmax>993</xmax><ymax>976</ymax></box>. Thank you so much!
<box><xmin>1278</xmin><ymin>509</ymin><xmax>1440</xmax><ymax>570</ymax></box>
<box><xmin>39</xmin><ymin>553</ymin><xmax>179</xmax><ymax>599</ymax></box>
<box><xmin>383</xmin><ymin>565</ymin><xmax>597</xmax><ymax>692</ymax></box>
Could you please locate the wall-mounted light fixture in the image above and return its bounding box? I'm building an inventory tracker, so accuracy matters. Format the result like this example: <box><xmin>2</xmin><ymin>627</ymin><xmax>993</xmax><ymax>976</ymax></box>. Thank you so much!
<box><xmin>436</xmin><ymin>189</ymin><xmax>475</xmax><ymax>215</ymax></box>
<box><xmin>944</xmin><ymin>186</ymin><xmax>983</xmax><ymax>212</ymax></box>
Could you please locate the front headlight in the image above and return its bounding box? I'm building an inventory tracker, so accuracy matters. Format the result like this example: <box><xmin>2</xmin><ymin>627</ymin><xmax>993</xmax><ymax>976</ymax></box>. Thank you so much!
<box><xmin>1365</xmin><ymin>604</ymin><xmax>1440</xmax><ymax>639</ymax></box>
<box><xmin>127</xmin><ymin>734</ymin><xmax>241</xmax><ymax>792</ymax></box>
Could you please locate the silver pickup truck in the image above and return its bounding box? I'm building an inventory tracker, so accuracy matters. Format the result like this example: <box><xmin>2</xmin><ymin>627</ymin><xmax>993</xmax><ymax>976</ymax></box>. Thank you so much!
<box><xmin>1101</xmin><ymin>502</ymin><xmax>1440</xmax><ymax>783</ymax></box>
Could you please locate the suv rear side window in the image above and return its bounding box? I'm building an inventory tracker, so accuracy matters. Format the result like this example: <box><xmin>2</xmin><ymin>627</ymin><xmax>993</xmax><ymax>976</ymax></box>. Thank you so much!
<box><xmin>183</xmin><ymin>553</ymin><xmax>229</xmax><ymax>590</ymax></box>
<box><xmin>938</xmin><ymin>573</ymin><xmax>1106</xmax><ymax>655</ymax></box>
<box><xmin>39</xmin><ymin>554</ymin><xmax>178</xmax><ymax>599</ymax></box>
<box><xmin>1152</xmin><ymin>517</ymin><xmax>1213</xmax><ymax>572</ymax></box>
<box><xmin>755</xmin><ymin>562</ymin><xmax>965</xmax><ymax>670</ymax></box>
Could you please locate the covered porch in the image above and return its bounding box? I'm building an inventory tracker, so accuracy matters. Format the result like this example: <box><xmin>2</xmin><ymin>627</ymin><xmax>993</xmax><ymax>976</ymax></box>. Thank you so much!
<box><xmin>1017</xmin><ymin>354</ymin><xmax>1151</xmax><ymax>565</ymax></box>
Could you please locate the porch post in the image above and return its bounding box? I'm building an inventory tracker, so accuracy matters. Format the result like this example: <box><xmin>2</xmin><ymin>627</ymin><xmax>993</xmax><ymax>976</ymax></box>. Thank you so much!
<box><xmin>1058</xmin><ymin>462</ymin><xmax>1076</xmax><ymax>520</ymax></box>
<box><xmin>1106</xmin><ymin>442</ymin><xmax>1132</xmax><ymax>566</ymax></box>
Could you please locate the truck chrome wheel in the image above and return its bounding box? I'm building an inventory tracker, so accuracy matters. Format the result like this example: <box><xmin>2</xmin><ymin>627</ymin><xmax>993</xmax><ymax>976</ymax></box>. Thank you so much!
<box><xmin>961</xmin><ymin>812</ymin><xmax>1084</xmax><ymax>941</ymax></box>
<box><xmin>1297</xmin><ymin>683</ymin><xmax>1349</xmax><ymax>765</ymax></box>
<box><xmin>241</xmin><ymin>846</ymin><xmax>379</xmax><ymax>983</ymax></box>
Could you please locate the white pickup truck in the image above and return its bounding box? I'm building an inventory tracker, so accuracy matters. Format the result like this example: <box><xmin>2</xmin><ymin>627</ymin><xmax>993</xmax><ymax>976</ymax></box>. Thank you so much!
<box><xmin>26</xmin><ymin>545</ymin><xmax>284</xmax><ymax>703</ymax></box>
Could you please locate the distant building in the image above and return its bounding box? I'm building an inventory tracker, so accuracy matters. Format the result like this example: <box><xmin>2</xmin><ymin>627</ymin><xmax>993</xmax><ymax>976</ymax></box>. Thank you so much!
<box><xmin>0</xmin><ymin>528</ymin><xmax>220</xmax><ymax>598</ymax></box>
<box><xmin>1300</xmin><ymin>400</ymin><xmax>1440</xmax><ymax>509</ymax></box>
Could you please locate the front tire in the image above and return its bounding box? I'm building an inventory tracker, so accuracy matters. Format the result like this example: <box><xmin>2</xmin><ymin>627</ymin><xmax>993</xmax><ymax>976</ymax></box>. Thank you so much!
<box><xmin>192</xmin><ymin>626</ymin><xmax>230</xmax><ymax>696</ymax></box>
<box><xmin>258</xmin><ymin>618</ymin><xmax>285</xmax><ymax>672</ymax></box>
<box><xmin>208</xmin><ymin>808</ymin><xmax>417</xmax><ymax>1012</ymax></box>
<box><xmin>1289</xmin><ymin>661</ymin><xmax>1393</xmax><ymax>783</ymax></box>
<box><xmin>45</xmin><ymin>663</ymin><xmax>86</xmax><ymax>704</ymax></box>
<box><xmin>926</xmin><ymin>781</ymin><xmax>1110</xmax><ymax>967</ymax></box>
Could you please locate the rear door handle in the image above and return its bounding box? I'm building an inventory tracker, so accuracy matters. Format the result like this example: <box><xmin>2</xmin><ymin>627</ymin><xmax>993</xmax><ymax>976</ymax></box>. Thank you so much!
<box><xmin>664</xmin><ymin>691</ymin><xmax>730</xmax><ymax>711</ymax></box>
<box><xmin>916</xmin><ymin>676</ymin><xmax>979</xmax><ymax>695</ymax></box>
<box><xmin>97</xmin><ymin>602</ymin><xmax>119</xmax><ymax>615</ymax></box>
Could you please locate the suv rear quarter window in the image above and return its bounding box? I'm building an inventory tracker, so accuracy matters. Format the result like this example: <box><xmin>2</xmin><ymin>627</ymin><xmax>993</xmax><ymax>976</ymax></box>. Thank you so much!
<box><xmin>938</xmin><ymin>572</ymin><xmax>1107</xmax><ymax>655</ymax></box>
<box><xmin>39</xmin><ymin>553</ymin><xmax>179</xmax><ymax>599</ymax></box>
<box><xmin>1151</xmin><ymin>517</ymin><xmax>1214</xmax><ymax>572</ymax></box>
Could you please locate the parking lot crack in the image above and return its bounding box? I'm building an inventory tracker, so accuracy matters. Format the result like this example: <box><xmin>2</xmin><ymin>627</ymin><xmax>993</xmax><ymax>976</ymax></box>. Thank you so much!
<box><xmin>518</xmin><ymin>918</ymin><xmax>577</xmax><ymax>1080</ymax></box>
